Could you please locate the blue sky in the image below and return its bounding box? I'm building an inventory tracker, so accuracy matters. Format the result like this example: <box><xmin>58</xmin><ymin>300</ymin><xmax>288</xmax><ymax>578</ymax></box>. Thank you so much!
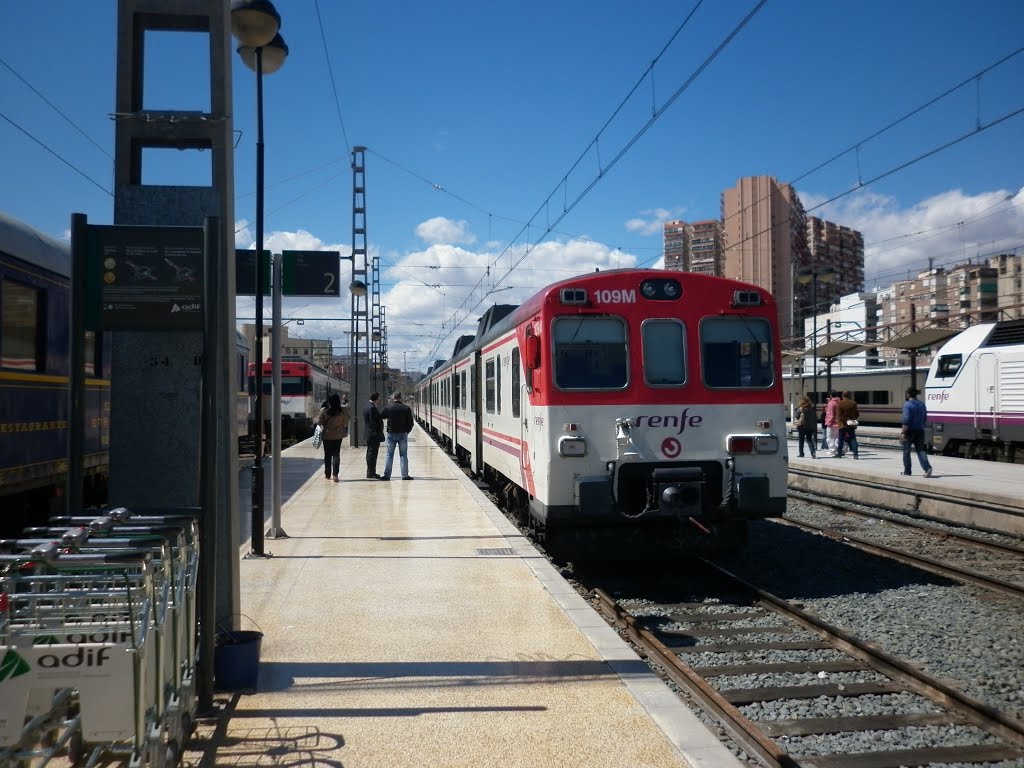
<box><xmin>4</xmin><ymin>1</ymin><xmax>1023</xmax><ymax>369</ymax></box>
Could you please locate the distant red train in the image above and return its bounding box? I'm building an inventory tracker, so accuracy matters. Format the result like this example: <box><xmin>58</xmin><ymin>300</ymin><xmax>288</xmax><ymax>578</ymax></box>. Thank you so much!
<box><xmin>247</xmin><ymin>356</ymin><xmax>348</xmax><ymax>441</ymax></box>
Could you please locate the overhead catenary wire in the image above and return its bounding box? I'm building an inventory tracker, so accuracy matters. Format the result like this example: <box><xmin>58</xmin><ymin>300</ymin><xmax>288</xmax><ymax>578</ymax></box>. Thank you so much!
<box><xmin>421</xmin><ymin>0</ymin><xmax>769</xmax><ymax>366</ymax></box>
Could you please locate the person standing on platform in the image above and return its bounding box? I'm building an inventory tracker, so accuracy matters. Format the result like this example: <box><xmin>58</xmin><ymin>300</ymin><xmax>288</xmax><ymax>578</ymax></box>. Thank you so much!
<box><xmin>795</xmin><ymin>395</ymin><xmax>817</xmax><ymax>459</ymax></box>
<box><xmin>834</xmin><ymin>390</ymin><xmax>860</xmax><ymax>459</ymax></box>
<box><xmin>900</xmin><ymin>387</ymin><xmax>933</xmax><ymax>477</ymax></box>
<box><xmin>316</xmin><ymin>393</ymin><xmax>350</xmax><ymax>482</ymax></box>
<box><xmin>824</xmin><ymin>391</ymin><xmax>841</xmax><ymax>454</ymax></box>
<box><xmin>379</xmin><ymin>392</ymin><xmax>415</xmax><ymax>481</ymax></box>
<box><xmin>363</xmin><ymin>392</ymin><xmax>384</xmax><ymax>479</ymax></box>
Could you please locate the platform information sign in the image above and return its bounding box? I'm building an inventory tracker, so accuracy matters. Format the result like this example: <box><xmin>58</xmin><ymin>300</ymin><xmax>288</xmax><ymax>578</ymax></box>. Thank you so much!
<box><xmin>281</xmin><ymin>250</ymin><xmax>341</xmax><ymax>297</ymax></box>
<box><xmin>235</xmin><ymin>249</ymin><xmax>272</xmax><ymax>296</ymax></box>
<box><xmin>85</xmin><ymin>224</ymin><xmax>204</xmax><ymax>331</ymax></box>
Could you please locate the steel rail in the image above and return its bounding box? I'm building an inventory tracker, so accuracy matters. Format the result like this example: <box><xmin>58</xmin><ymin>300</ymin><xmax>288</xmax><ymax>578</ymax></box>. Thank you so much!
<box><xmin>778</xmin><ymin>516</ymin><xmax>1024</xmax><ymax>600</ymax></box>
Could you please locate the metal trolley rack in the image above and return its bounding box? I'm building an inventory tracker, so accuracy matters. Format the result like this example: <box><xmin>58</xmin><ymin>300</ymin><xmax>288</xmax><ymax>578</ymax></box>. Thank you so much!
<box><xmin>0</xmin><ymin>508</ymin><xmax>199</xmax><ymax>767</ymax></box>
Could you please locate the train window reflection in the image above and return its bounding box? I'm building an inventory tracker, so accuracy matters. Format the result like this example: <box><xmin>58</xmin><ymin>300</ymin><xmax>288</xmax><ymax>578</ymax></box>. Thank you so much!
<box><xmin>1</xmin><ymin>278</ymin><xmax>40</xmax><ymax>372</ymax></box>
<box><xmin>936</xmin><ymin>354</ymin><xmax>962</xmax><ymax>379</ymax></box>
<box><xmin>701</xmin><ymin>318</ymin><xmax>773</xmax><ymax>388</ymax></box>
<box><xmin>553</xmin><ymin>317</ymin><xmax>627</xmax><ymax>390</ymax></box>
<box><xmin>642</xmin><ymin>319</ymin><xmax>685</xmax><ymax>386</ymax></box>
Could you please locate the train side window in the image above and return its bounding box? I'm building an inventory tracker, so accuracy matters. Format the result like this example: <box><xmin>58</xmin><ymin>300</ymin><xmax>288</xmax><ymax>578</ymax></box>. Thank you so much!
<box><xmin>1</xmin><ymin>278</ymin><xmax>41</xmax><ymax>372</ymax></box>
<box><xmin>496</xmin><ymin>355</ymin><xmax>502</xmax><ymax>414</ymax></box>
<box><xmin>853</xmin><ymin>390</ymin><xmax>868</xmax><ymax>405</ymax></box>
<box><xmin>936</xmin><ymin>353</ymin><xmax>962</xmax><ymax>379</ymax></box>
<box><xmin>485</xmin><ymin>358</ymin><xmax>496</xmax><ymax>413</ymax></box>
<box><xmin>701</xmin><ymin>317</ymin><xmax>773</xmax><ymax>388</ymax></box>
<box><xmin>642</xmin><ymin>319</ymin><xmax>685</xmax><ymax>386</ymax></box>
<box><xmin>460</xmin><ymin>370</ymin><xmax>467</xmax><ymax>410</ymax></box>
<box><xmin>512</xmin><ymin>348</ymin><xmax>521</xmax><ymax>418</ymax></box>
<box><xmin>872</xmin><ymin>390</ymin><xmax>890</xmax><ymax>405</ymax></box>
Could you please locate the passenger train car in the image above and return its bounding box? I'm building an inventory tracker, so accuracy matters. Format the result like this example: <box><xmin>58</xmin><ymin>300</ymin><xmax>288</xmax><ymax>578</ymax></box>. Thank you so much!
<box><xmin>925</xmin><ymin>319</ymin><xmax>1024</xmax><ymax>462</ymax></box>
<box><xmin>247</xmin><ymin>355</ymin><xmax>348</xmax><ymax>442</ymax></box>
<box><xmin>0</xmin><ymin>212</ymin><xmax>110</xmax><ymax>533</ymax></box>
<box><xmin>783</xmin><ymin>367</ymin><xmax>916</xmax><ymax>426</ymax></box>
<box><xmin>413</xmin><ymin>269</ymin><xmax>787</xmax><ymax>557</ymax></box>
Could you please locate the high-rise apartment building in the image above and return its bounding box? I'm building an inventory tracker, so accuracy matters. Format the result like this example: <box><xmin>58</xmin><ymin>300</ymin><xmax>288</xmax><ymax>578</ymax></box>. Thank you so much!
<box><xmin>721</xmin><ymin>175</ymin><xmax>809</xmax><ymax>339</ymax></box>
<box><xmin>662</xmin><ymin>219</ymin><xmax>721</xmax><ymax>275</ymax></box>
<box><xmin>663</xmin><ymin>220</ymin><xmax>688</xmax><ymax>271</ymax></box>
<box><xmin>989</xmin><ymin>252</ymin><xmax>1023</xmax><ymax>319</ymax></box>
<box><xmin>806</xmin><ymin>217</ymin><xmax>864</xmax><ymax>300</ymax></box>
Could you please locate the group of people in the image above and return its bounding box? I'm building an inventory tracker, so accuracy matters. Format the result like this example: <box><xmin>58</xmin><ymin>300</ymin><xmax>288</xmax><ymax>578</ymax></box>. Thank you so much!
<box><xmin>793</xmin><ymin>386</ymin><xmax>933</xmax><ymax>476</ymax></box>
<box><xmin>315</xmin><ymin>391</ymin><xmax>415</xmax><ymax>482</ymax></box>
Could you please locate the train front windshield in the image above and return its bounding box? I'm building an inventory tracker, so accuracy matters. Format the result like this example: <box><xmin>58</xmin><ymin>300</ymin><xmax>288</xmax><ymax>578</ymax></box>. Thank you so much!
<box><xmin>553</xmin><ymin>317</ymin><xmax>628</xmax><ymax>389</ymax></box>
<box><xmin>248</xmin><ymin>375</ymin><xmax>307</xmax><ymax>396</ymax></box>
<box><xmin>701</xmin><ymin>318</ymin><xmax>774</xmax><ymax>388</ymax></box>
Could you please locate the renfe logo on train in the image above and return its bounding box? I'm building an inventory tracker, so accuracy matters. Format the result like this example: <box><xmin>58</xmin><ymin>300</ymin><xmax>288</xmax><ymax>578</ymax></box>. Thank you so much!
<box><xmin>634</xmin><ymin>409</ymin><xmax>704</xmax><ymax>435</ymax></box>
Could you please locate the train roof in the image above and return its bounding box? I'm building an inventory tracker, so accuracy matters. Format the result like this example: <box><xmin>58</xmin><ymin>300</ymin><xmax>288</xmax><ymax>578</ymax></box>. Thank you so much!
<box><xmin>0</xmin><ymin>211</ymin><xmax>70</xmax><ymax>277</ymax></box>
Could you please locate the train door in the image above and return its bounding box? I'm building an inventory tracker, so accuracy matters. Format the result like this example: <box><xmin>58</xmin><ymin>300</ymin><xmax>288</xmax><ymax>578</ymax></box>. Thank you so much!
<box><xmin>514</xmin><ymin>347</ymin><xmax>530</xmax><ymax>478</ymax></box>
<box><xmin>472</xmin><ymin>359</ymin><xmax>483</xmax><ymax>474</ymax></box>
<box><xmin>976</xmin><ymin>353</ymin><xmax>997</xmax><ymax>436</ymax></box>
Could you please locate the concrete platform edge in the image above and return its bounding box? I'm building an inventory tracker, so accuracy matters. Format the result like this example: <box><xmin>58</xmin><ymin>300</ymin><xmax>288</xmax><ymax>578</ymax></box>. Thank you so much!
<box><xmin>430</xmin><ymin>435</ymin><xmax>745</xmax><ymax>768</ymax></box>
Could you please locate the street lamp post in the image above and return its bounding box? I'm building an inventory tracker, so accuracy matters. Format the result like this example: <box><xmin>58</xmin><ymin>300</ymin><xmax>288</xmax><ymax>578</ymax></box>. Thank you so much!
<box><xmin>232</xmin><ymin>0</ymin><xmax>288</xmax><ymax>557</ymax></box>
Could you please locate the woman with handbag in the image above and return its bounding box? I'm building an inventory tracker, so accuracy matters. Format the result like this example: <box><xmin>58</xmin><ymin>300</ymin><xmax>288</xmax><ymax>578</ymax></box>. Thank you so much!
<box><xmin>835</xmin><ymin>391</ymin><xmax>860</xmax><ymax>459</ymax></box>
<box><xmin>316</xmin><ymin>393</ymin><xmax>350</xmax><ymax>482</ymax></box>
<box><xmin>795</xmin><ymin>395</ymin><xmax>817</xmax><ymax>459</ymax></box>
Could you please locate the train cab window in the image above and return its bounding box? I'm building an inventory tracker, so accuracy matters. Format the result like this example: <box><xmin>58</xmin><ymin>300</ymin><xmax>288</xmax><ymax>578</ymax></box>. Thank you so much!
<box><xmin>485</xmin><ymin>358</ymin><xmax>496</xmax><ymax>413</ymax></box>
<box><xmin>701</xmin><ymin>317</ymin><xmax>773</xmax><ymax>388</ymax></box>
<box><xmin>935</xmin><ymin>353</ymin><xmax>962</xmax><ymax>379</ymax></box>
<box><xmin>642</xmin><ymin>319</ymin><xmax>685</xmax><ymax>386</ymax></box>
<box><xmin>553</xmin><ymin>316</ymin><xmax>627</xmax><ymax>390</ymax></box>
<box><xmin>511</xmin><ymin>348</ymin><xmax>521</xmax><ymax>418</ymax></box>
<box><xmin>1</xmin><ymin>278</ymin><xmax>41</xmax><ymax>372</ymax></box>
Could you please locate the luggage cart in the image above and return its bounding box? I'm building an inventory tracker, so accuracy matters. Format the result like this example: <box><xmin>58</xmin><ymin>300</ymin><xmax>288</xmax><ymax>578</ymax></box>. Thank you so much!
<box><xmin>0</xmin><ymin>547</ymin><xmax>159</xmax><ymax>767</ymax></box>
<box><xmin>51</xmin><ymin>507</ymin><xmax>201</xmax><ymax>746</ymax></box>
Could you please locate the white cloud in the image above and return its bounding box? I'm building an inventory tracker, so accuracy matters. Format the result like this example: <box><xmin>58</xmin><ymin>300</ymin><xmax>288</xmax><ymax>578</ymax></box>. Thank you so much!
<box><xmin>803</xmin><ymin>187</ymin><xmax>1024</xmax><ymax>287</ymax></box>
<box><xmin>624</xmin><ymin>207</ymin><xmax>686</xmax><ymax>236</ymax></box>
<box><xmin>415</xmin><ymin>216</ymin><xmax>477</xmax><ymax>245</ymax></box>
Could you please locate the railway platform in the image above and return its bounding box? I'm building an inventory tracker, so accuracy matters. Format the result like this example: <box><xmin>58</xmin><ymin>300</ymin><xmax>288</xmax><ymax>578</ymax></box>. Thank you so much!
<box><xmin>184</xmin><ymin>425</ymin><xmax>742</xmax><ymax>768</ymax></box>
<box><xmin>786</xmin><ymin>436</ymin><xmax>1024</xmax><ymax>536</ymax></box>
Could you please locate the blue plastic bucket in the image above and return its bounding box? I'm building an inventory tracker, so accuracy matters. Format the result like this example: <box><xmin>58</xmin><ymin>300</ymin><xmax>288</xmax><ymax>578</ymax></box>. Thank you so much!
<box><xmin>214</xmin><ymin>630</ymin><xmax>263</xmax><ymax>691</ymax></box>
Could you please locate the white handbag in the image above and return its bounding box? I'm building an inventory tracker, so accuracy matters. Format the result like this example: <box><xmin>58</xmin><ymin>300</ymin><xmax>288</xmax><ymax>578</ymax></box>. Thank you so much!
<box><xmin>312</xmin><ymin>424</ymin><xmax>323</xmax><ymax>448</ymax></box>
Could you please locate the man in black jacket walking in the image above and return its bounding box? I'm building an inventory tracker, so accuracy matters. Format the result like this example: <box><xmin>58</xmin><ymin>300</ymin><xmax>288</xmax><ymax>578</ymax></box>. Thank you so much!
<box><xmin>380</xmin><ymin>392</ymin><xmax>414</xmax><ymax>480</ymax></box>
<box><xmin>363</xmin><ymin>392</ymin><xmax>384</xmax><ymax>479</ymax></box>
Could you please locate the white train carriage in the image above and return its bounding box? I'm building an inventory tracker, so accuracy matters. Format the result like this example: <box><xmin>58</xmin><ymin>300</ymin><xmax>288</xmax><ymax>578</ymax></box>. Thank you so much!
<box><xmin>925</xmin><ymin>319</ymin><xmax>1024</xmax><ymax>462</ymax></box>
<box><xmin>415</xmin><ymin>269</ymin><xmax>788</xmax><ymax>557</ymax></box>
<box><xmin>783</xmin><ymin>367</ymin><xmax>916</xmax><ymax>426</ymax></box>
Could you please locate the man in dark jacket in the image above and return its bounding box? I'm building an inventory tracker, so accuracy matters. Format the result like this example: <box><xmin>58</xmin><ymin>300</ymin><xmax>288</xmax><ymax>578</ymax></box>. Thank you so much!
<box><xmin>363</xmin><ymin>392</ymin><xmax>384</xmax><ymax>479</ymax></box>
<box><xmin>380</xmin><ymin>392</ymin><xmax>414</xmax><ymax>480</ymax></box>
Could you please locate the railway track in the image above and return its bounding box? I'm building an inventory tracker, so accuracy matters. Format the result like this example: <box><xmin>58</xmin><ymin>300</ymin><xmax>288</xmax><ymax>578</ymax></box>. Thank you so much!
<box><xmin>782</xmin><ymin>492</ymin><xmax>1024</xmax><ymax>600</ymax></box>
<box><xmin>592</xmin><ymin>561</ymin><xmax>1024</xmax><ymax>768</ymax></box>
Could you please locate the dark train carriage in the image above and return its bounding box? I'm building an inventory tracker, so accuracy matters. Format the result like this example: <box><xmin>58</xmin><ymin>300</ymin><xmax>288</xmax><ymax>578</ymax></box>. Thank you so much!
<box><xmin>0</xmin><ymin>212</ymin><xmax>110</xmax><ymax>531</ymax></box>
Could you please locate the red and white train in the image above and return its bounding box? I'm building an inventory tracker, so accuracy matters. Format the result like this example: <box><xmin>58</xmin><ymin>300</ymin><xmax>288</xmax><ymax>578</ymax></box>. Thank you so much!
<box><xmin>413</xmin><ymin>269</ymin><xmax>788</xmax><ymax>557</ymax></box>
<box><xmin>247</xmin><ymin>355</ymin><xmax>348</xmax><ymax>442</ymax></box>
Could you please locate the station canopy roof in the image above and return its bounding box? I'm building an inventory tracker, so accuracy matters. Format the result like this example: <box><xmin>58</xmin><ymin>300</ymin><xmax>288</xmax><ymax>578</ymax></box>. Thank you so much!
<box><xmin>881</xmin><ymin>327</ymin><xmax>962</xmax><ymax>351</ymax></box>
<box><xmin>782</xmin><ymin>340</ymin><xmax>875</xmax><ymax>359</ymax></box>
<box><xmin>783</xmin><ymin>326</ymin><xmax>963</xmax><ymax>360</ymax></box>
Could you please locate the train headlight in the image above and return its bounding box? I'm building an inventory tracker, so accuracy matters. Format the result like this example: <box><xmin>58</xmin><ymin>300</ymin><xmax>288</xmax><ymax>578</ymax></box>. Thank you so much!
<box><xmin>727</xmin><ymin>435</ymin><xmax>779</xmax><ymax>454</ymax></box>
<box><xmin>558</xmin><ymin>436</ymin><xmax>587</xmax><ymax>457</ymax></box>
